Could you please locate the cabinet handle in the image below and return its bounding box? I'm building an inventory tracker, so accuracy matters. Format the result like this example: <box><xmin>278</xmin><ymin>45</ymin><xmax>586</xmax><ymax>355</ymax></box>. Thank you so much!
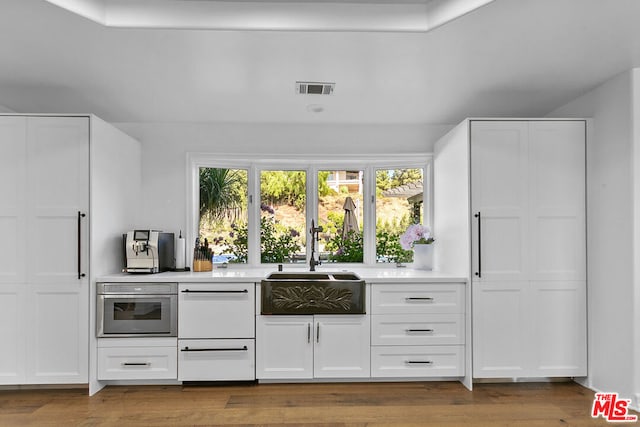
<box><xmin>307</xmin><ymin>323</ymin><xmax>311</xmax><ymax>343</ymax></box>
<box><xmin>405</xmin><ymin>329</ymin><xmax>434</xmax><ymax>334</ymax></box>
<box><xmin>77</xmin><ymin>211</ymin><xmax>86</xmax><ymax>280</ymax></box>
<box><xmin>316</xmin><ymin>323</ymin><xmax>320</xmax><ymax>343</ymax></box>
<box><xmin>405</xmin><ymin>297</ymin><xmax>434</xmax><ymax>301</ymax></box>
<box><xmin>405</xmin><ymin>360</ymin><xmax>433</xmax><ymax>365</ymax></box>
<box><xmin>180</xmin><ymin>346</ymin><xmax>248</xmax><ymax>352</ymax></box>
<box><xmin>122</xmin><ymin>362</ymin><xmax>150</xmax><ymax>366</ymax></box>
<box><xmin>474</xmin><ymin>211</ymin><xmax>482</xmax><ymax>278</ymax></box>
<box><xmin>181</xmin><ymin>289</ymin><xmax>248</xmax><ymax>294</ymax></box>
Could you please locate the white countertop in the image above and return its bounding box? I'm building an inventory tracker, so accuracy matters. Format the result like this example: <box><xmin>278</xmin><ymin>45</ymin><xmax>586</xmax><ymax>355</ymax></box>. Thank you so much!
<box><xmin>97</xmin><ymin>267</ymin><xmax>467</xmax><ymax>284</ymax></box>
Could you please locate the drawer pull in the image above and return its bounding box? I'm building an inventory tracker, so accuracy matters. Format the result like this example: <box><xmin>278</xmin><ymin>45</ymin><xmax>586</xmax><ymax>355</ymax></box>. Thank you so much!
<box><xmin>181</xmin><ymin>289</ymin><xmax>248</xmax><ymax>294</ymax></box>
<box><xmin>405</xmin><ymin>329</ymin><xmax>434</xmax><ymax>334</ymax></box>
<box><xmin>405</xmin><ymin>297</ymin><xmax>434</xmax><ymax>302</ymax></box>
<box><xmin>122</xmin><ymin>362</ymin><xmax>150</xmax><ymax>366</ymax></box>
<box><xmin>405</xmin><ymin>360</ymin><xmax>434</xmax><ymax>365</ymax></box>
<box><xmin>181</xmin><ymin>346</ymin><xmax>248</xmax><ymax>352</ymax></box>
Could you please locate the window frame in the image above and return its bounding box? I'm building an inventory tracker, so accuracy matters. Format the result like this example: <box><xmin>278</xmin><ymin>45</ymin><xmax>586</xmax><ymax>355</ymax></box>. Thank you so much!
<box><xmin>187</xmin><ymin>153</ymin><xmax>432</xmax><ymax>268</ymax></box>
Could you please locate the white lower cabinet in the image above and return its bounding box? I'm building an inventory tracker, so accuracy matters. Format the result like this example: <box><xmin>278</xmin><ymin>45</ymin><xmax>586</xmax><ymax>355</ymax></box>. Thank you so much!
<box><xmin>256</xmin><ymin>315</ymin><xmax>370</xmax><ymax>380</ymax></box>
<box><xmin>178</xmin><ymin>339</ymin><xmax>255</xmax><ymax>381</ymax></box>
<box><xmin>370</xmin><ymin>283</ymin><xmax>466</xmax><ymax>379</ymax></box>
<box><xmin>371</xmin><ymin>345</ymin><xmax>464</xmax><ymax>378</ymax></box>
<box><xmin>256</xmin><ymin>316</ymin><xmax>313</xmax><ymax>379</ymax></box>
<box><xmin>177</xmin><ymin>283</ymin><xmax>256</xmax><ymax>382</ymax></box>
<box><xmin>97</xmin><ymin>338</ymin><xmax>177</xmax><ymax>380</ymax></box>
<box><xmin>472</xmin><ymin>280</ymin><xmax>587</xmax><ymax>378</ymax></box>
<box><xmin>371</xmin><ymin>313</ymin><xmax>465</xmax><ymax>346</ymax></box>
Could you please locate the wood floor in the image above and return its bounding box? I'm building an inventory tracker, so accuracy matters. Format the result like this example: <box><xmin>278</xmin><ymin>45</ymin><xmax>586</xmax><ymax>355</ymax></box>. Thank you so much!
<box><xmin>0</xmin><ymin>381</ymin><xmax>627</xmax><ymax>426</ymax></box>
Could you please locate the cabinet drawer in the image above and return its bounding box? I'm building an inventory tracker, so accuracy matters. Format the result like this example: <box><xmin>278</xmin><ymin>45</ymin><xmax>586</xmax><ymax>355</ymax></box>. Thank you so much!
<box><xmin>371</xmin><ymin>314</ymin><xmax>464</xmax><ymax>346</ymax></box>
<box><xmin>98</xmin><ymin>345</ymin><xmax>177</xmax><ymax>380</ymax></box>
<box><xmin>371</xmin><ymin>345</ymin><xmax>464</xmax><ymax>378</ymax></box>
<box><xmin>179</xmin><ymin>283</ymin><xmax>255</xmax><ymax>339</ymax></box>
<box><xmin>178</xmin><ymin>339</ymin><xmax>255</xmax><ymax>381</ymax></box>
<box><xmin>371</xmin><ymin>284</ymin><xmax>464</xmax><ymax>314</ymax></box>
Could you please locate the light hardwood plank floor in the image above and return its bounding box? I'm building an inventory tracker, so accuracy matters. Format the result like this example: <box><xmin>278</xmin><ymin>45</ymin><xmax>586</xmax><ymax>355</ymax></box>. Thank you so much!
<box><xmin>0</xmin><ymin>381</ymin><xmax>629</xmax><ymax>426</ymax></box>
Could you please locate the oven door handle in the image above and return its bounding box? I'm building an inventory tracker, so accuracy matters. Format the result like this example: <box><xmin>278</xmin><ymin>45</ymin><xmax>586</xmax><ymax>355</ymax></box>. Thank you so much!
<box><xmin>180</xmin><ymin>346</ymin><xmax>248</xmax><ymax>352</ymax></box>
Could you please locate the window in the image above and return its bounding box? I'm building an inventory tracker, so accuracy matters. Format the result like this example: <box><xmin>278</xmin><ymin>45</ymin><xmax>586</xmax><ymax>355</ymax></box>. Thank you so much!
<box><xmin>198</xmin><ymin>167</ymin><xmax>248</xmax><ymax>263</ymax></box>
<box><xmin>375</xmin><ymin>168</ymin><xmax>424</xmax><ymax>264</ymax></box>
<box><xmin>318</xmin><ymin>169</ymin><xmax>364</xmax><ymax>263</ymax></box>
<box><xmin>189</xmin><ymin>155</ymin><xmax>431</xmax><ymax>266</ymax></box>
<box><xmin>259</xmin><ymin>170</ymin><xmax>306</xmax><ymax>263</ymax></box>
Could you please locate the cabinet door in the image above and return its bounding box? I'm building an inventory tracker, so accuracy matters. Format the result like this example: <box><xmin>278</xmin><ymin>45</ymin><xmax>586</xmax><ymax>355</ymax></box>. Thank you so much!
<box><xmin>256</xmin><ymin>316</ymin><xmax>313</xmax><ymax>379</ymax></box>
<box><xmin>530</xmin><ymin>281</ymin><xmax>587</xmax><ymax>377</ymax></box>
<box><xmin>314</xmin><ymin>315</ymin><xmax>370</xmax><ymax>378</ymax></box>
<box><xmin>27</xmin><ymin>283</ymin><xmax>88</xmax><ymax>383</ymax></box>
<box><xmin>0</xmin><ymin>117</ymin><xmax>27</xmax><ymax>284</ymax></box>
<box><xmin>178</xmin><ymin>339</ymin><xmax>254</xmax><ymax>381</ymax></box>
<box><xmin>0</xmin><ymin>285</ymin><xmax>26</xmax><ymax>384</ymax></box>
<box><xmin>471</xmin><ymin>121</ymin><xmax>529</xmax><ymax>281</ymax></box>
<box><xmin>26</xmin><ymin>117</ymin><xmax>89</xmax><ymax>384</ymax></box>
<box><xmin>179</xmin><ymin>283</ymin><xmax>255</xmax><ymax>339</ymax></box>
<box><xmin>26</xmin><ymin>117</ymin><xmax>89</xmax><ymax>285</ymax></box>
<box><xmin>529</xmin><ymin>121</ymin><xmax>586</xmax><ymax>281</ymax></box>
<box><xmin>472</xmin><ymin>281</ymin><xmax>529</xmax><ymax>378</ymax></box>
<box><xmin>0</xmin><ymin>118</ymin><xmax>28</xmax><ymax>384</ymax></box>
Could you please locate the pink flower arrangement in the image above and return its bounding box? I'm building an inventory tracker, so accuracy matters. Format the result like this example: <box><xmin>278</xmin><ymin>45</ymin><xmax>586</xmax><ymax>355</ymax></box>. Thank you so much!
<box><xmin>399</xmin><ymin>224</ymin><xmax>434</xmax><ymax>250</ymax></box>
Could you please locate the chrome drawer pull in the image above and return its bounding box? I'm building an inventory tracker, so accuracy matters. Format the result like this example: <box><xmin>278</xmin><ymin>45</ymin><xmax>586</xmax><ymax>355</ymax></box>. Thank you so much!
<box><xmin>405</xmin><ymin>329</ymin><xmax>434</xmax><ymax>333</ymax></box>
<box><xmin>181</xmin><ymin>289</ymin><xmax>248</xmax><ymax>293</ymax></box>
<box><xmin>181</xmin><ymin>346</ymin><xmax>248</xmax><ymax>352</ymax></box>
<box><xmin>405</xmin><ymin>360</ymin><xmax>433</xmax><ymax>365</ymax></box>
<box><xmin>122</xmin><ymin>362</ymin><xmax>150</xmax><ymax>366</ymax></box>
<box><xmin>405</xmin><ymin>297</ymin><xmax>434</xmax><ymax>301</ymax></box>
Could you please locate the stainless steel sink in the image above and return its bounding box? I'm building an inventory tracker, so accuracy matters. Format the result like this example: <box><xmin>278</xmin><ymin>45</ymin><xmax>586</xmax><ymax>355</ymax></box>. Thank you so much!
<box><xmin>261</xmin><ymin>271</ymin><xmax>365</xmax><ymax>315</ymax></box>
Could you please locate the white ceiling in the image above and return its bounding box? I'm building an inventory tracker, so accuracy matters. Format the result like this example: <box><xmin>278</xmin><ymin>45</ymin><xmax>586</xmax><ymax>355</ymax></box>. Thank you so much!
<box><xmin>1</xmin><ymin>0</ymin><xmax>640</xmax><ymax>124</ymax></box>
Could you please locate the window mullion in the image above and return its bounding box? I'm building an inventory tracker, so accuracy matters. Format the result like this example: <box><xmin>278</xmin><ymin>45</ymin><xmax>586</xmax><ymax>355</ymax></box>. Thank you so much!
<box><xmin>307</xmin><ymin>166</ymin><xmax>318</xmax><ymax>267</ymax></box>
<box><xmin>363</xmin><ymin>166</ymin><xmax>376</xmax><ymax>265</ymax></box>
<box><xmin>248</xmin><ymin>165</ymin><xmax>260</xmax><ymax>265</ymax></box>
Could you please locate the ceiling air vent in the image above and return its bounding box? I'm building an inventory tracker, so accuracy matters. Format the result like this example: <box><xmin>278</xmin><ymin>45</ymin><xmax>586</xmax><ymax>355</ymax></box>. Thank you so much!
<box><xmin>296</xmin><ymin>81</ymin><xmax>335</xmax><ymax>95</ymax></box>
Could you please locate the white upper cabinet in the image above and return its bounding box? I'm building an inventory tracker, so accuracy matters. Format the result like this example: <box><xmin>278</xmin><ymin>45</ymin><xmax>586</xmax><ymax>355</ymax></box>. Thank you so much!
<box><xmin>471</xmin><ymin>120</ymin><xmax>586</xmax><ymax>282</ymax></box>
<box><xmin>0</xmin><ymin>117</ymin><xmax>27</xmax><ymax>284</ymax></box>
<box><xmin>528</xmin><ymin>121</ymin><xmax>586</xmax><ymax>281</ymax></box>
<box><xmin>471</xmin><ymin>121</ymin><xmax>529</xmax><ymax>282</ymax></box>
<box><xmin>27</xmin><ymin>117</ymin><xmax>89</xmax><ymax>284</ymax></box>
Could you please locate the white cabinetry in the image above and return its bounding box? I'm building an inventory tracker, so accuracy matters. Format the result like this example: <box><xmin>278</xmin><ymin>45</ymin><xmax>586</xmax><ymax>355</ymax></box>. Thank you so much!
<box><xmin>470</xmin><ymin>120</ymin><xmax>587</xmax><ymax>378</ymax></box>
<box><xmin>256</xmin><ymin>315</ymin><xmax>370</xmax><ymax>380</ymax></box>
<box><xmin>178</xmin><ymin>283</ymin><xmax>255</xmax><ymax>381</ymax></box>
<box><xmin>370</xmin><ymin>283</ymin><xmax>465</xmax><ymax>378</ymax></box>
<box><xmin>0</xmin><ymin>116</ymin><xmax>89</xmax><ymax>385</ymax></box>
<box><xmin>97</xmin><ymin>338</ymin><xmax>177</xmax><ymax>380</ymax></box>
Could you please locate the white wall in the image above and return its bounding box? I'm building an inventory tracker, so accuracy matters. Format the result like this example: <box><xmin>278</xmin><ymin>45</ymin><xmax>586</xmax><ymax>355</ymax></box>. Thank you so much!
<box><xmin>433</xmin><ymin>119</ymin><xmax>472</xmax><ymax>389</ymax></box>
<box><xmin>548</xmin><ymin>70</ymin><xmax>638</xmax><ymax>407</ymax></box>
<box><xmin>89</xmin><ymin>116</ymin><xmax>141</xmax><ymax>396</ymax></box>
<box><xmin>633</xmin><ymin>68</ymin><xmax>640</xmax><ymax>410</ymax></box>
<box><xmin>0</xmin><ymin>105</ymin><xmax>16</xmax><ymax>113</ymax></box>
<box><xmin>113</xmin><ymin>122</ymin><xmax>452</xmax><ymax>236</ymax></box>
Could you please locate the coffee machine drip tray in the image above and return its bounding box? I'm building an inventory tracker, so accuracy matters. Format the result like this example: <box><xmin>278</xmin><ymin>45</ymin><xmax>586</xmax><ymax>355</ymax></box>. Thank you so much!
<box><xmin>123</xmin><ymin>267</ymin><xmax>159</xmax><ymax>274</ymax></box>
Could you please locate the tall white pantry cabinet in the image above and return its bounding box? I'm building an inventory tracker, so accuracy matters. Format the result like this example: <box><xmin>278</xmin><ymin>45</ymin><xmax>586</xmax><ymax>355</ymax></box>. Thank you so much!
<box><xmin>434</xmin><ymin>119</ymin><xmax>587</xmax><ymax>381</ymax></box>
<box><xmin>0</xmin><ymin>115</ymin><xmax>141</xmax><ymax>386</ymax></box>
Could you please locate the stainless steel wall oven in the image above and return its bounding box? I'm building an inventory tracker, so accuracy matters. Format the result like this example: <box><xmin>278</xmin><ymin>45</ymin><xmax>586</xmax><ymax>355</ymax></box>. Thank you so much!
<box><xmin>97</xmin><ymin>282</ymin><xmax>177</xmax><ymax>337</ymax></box>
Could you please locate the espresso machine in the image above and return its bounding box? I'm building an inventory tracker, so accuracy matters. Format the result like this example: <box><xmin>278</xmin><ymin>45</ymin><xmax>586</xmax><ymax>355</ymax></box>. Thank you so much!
<box><xmin>123</xmin><ymin>230</ymin><xmax>175</xmax><ymax>273</ymax></box>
